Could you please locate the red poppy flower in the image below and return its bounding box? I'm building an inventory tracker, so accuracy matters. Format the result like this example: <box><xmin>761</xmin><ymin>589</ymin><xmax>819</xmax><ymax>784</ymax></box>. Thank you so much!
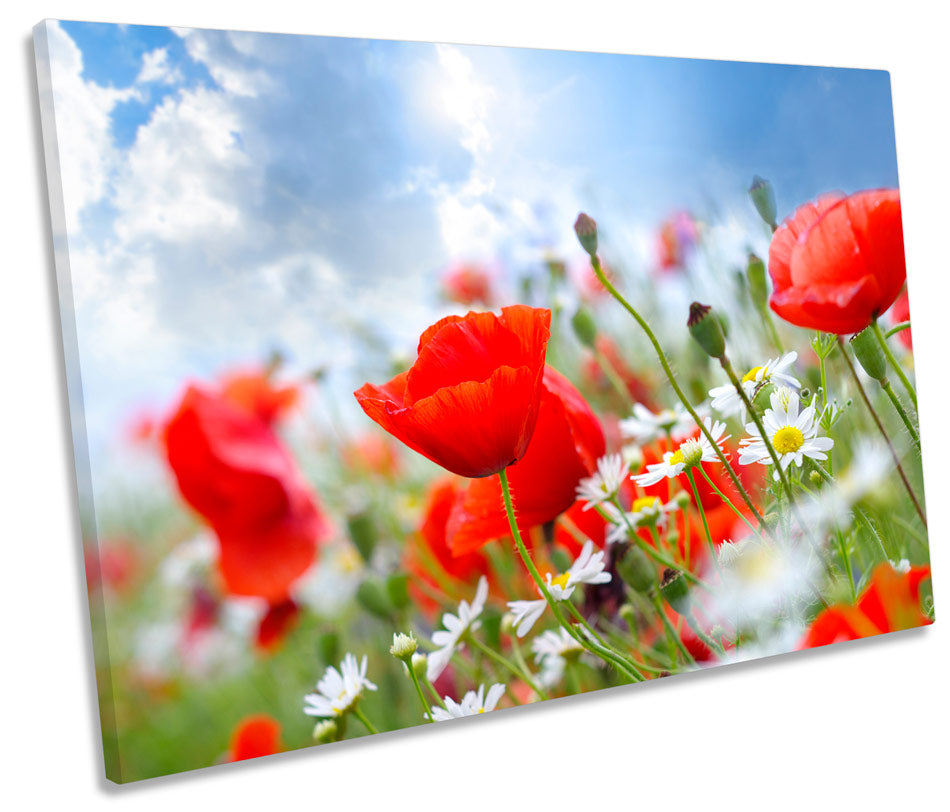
<box><xmin>354</xmin><ymin>306</ymin><xmax>551</xmax><ymax>478</ymax></box>
<box><xmin>255</xmin><ymin>599</ymin><xmax>301</xmax><ymax>652</ymax></box>
<box><xmin>219</xmin><ymin>367</ymin><xmax>300</xmax><ymax>426</ymax></box>
<box><xmin>441</xmin><ymin>262</ymin><xmax>496</xmax><ymax>307</ymax></box>
<box><xmin>800</xmin><ymin>563</ymin><xmax>931</xmax><ymax>648</ymax></box>
<box><xmin>446</xmin><ymin>366</ymin><xmax>605</xmax><ymax>555</ymax></box>
<box><xmin>405</xmin><ymin>478</ymin><xmax>492</xmax><ymax>613</ymax></box>
<box><xmin>227</xmin><ymin>715</ymin><xmax>282</xmax><ymax>762</ymax></box>
<box><xmin>164</xmin><ymin>386</ymin><xmax>329</xmax><ymax>602</ymax></box>
<box><xmin>768</xmin><ymin>189</ymin><xmax>906</xmax><ymax>334</ymax></box>
<box><xmin>888</xmin><ymin>288</ymin><xmax>913</xmax><ymax>349</ymax></box>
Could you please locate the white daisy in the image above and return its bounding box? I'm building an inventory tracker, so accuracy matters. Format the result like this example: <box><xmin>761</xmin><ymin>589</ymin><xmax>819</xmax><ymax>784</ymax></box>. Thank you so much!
<box><xmin>429</xmin><ymin>683</ymin><xmax>506</xmax><ymax>721</ymax></box>
<box><xmin>619</xmin><ymin>402</ymin><xmax>705</xmax><ymax>444</ymax></box>
<box><xmin>631</xmin><ymin>418</ymin><xmax>729</xmax><ymax>487</ymax></box>
<box><xmin>737</xmin><ymin>389</ymin><xmax>833</xmax><ymax>479</ymax></box>
<box><xmin>576</xmin><ymin>453</ymin><xmax>629</xmax><ymax>510</ymax></box>
<box><xmin>506</xmin><ymin>540</ymin><xmax>611</xmax><ymax>636</ymax></box>
<box><xmin>709</xmin><ymin>351</ymin><xmax>801</xmax><ymax>419</ymax></box>
<box><xmin>426</xmin><ymin>576</ymin><xmax>489</xmax><ymax>682</ymax></box>
<box><xmin>605</xmin><ymin>495</ymin><xmax>677</xmax><ymax>544</ymax></box>
<box><xmin>303</xmin><ymin>653</ymin><xmax>378</xmax><ymax>718</ymax></box>
<box><xmin>531</xmin><ymin>628</ymin><xmax>584</xmax><ymax>687</ymax></box>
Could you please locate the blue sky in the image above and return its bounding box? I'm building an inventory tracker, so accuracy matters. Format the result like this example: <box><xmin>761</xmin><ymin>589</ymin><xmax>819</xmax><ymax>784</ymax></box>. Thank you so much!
<box><xmin>39</xmin><ymin>20</ymin><xmax>899</xmax><ymax>481</ymax></box>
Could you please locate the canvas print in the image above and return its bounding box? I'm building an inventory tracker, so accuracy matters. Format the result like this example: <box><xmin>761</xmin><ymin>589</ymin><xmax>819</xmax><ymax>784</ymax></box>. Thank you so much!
<box><xmin>34</xmin><ymin>19</ymin><xmax>933</xmax><ymax>783</ymax></box>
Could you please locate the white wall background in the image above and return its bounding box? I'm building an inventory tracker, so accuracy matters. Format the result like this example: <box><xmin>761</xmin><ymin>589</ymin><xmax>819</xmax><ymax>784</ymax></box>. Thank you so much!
<box><xmin>3</xmin><ymin>1</ymin><xmax>947</xmax><ymax>808</ymax></box>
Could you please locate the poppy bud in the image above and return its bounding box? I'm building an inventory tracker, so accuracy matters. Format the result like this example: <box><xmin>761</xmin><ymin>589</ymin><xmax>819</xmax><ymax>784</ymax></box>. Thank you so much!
<box><xmin>687</xmin><ymin>302</ymin><xmax>726</xmax><ymax>360</ymax></box>
<box><xmin>850</xmin><ymin>327</ymin><xmax>887</xmax><ymax>381</ymax></box>
<box><xmin>660</xmin><ymin>567</ymin><xmax>690</xmax><ymax>615</ymax></box>
<box><xmin>618</xmin><ymin>603</ymin><xmax>637</xmax><ymax>630</ymax></box>
<box><xmin>386</xmin><ymin>572</ymin><xmax>410</xmax><ymax>610</ymax></box>
<box><xmin>356</xmin><ymin>578</ymin><xmax>392</xmax><ymax>619</ymax></box>
<box><xmin>550</xmin><ymin>547</ymin><xmax>573</xmax><ymax>573</ymax></box>
<box><xmin>749</xmin><ymin>175</ymin><xmax>777</xmax><ymax>229</ymax></box>
<box><xmin>346</xmin><ymin>508</ymin><xmax>377</xmax><ymax>564</ymax></box>
<box><xmin>747</xmin><ymin>253</ymin><xmax>769</xmax><ymax>311</ymax></box>
<box><xmin>317</xmin><ymin>630</ymin><xmax>339</xmax><ymax>666</ymax></box>
<box><xmin>574</xmin><ymin>212</ymin><xmax>599</xmax><ymax>257</ymax></box>
<box><xmin>616</xmin><ymin>545</ymin><xmax>655</xmax><ymax>594</ymax></box>
<box><xmin>752</xmin><ymin>382</ymin><xmax>775</xmax><ymax>412</ymax></box>
<box><xmin>571</xmin><ymin>307</ymin><xmax>598</xmax><ymax>349</ymax></box>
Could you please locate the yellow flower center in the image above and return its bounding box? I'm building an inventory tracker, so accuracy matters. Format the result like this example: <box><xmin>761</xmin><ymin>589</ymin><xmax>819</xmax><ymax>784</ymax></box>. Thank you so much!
<box><xmin>772</xmin><ymin>426</ymin><xmax>805</xmax><ymax>455</ymax></box>
<box><xmin>742</xmin><ymin>365</ymin><xmax>764</xmax><ymax>384</ymax></box>
<box><xmin>669</xmin><ymin>449</ymin><xmax>684</xmax><ymax>466</ymax></box>
<box><xmin>477</xmin><ymin>708</ymin><xmax>485</xmax><ymax>714</ymax></box>
<box><xmin>633</xmin><ymin>496</ymin><xmax>660</xmax><ymax>512</ymax></box>
<box><xmin>550</xmin><ymin>572</ymin><xmax>571</xmax><ymax>590</ymax></box>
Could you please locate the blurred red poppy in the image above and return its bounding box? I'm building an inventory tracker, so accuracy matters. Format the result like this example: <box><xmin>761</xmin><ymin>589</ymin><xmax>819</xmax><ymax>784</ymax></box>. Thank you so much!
<box><xmin>227</xmin><ymin>715</ymin><xmax>282</xmax><ymax>762</ymax></box>
<box><xmin>441</xmin><ymin>262</ymin><xmax>496</xmax><ymax>307</ymax></box>
<box><xmin>888</xmin><ymin>288</ymin><xmax>913</xmax><ymax>350</ymax></box>
<box><xmin>219</xmin><ymin>368</ymin><xmax>301</xmax><ymax>426</ymax></box>
<box><xmin>446</xmin><ymin>366</ymin><xmax>605</xmax><ymax>555</ymax></box>
<box><xmin>354</xmin><ymin>306</ymin><xmax>551</xmax><ymax>478</ymax></box>
<box><xmin>405</xmin><ymin>478</ymin><xmax>492</xmax><ymax>613</ymax></box>
<box><xmin>769</xmin><ymin>189</ymin><xmax>905</xmax><ymax>334</ymax></box>
<box><xmin>800</xmin><ymin>563</ymin><xmax>931</xmax><ymax>648</ymax></box>
<box><xmin>164</xmin><ymin>386</ymin><xmax>329</xmax><ymax>602</ymax></box>
<box><xmin>341</xmin><ymin>433</ymin><xmax>402</xmax><ymax>478</ymax></box>
<box><xmin>581</xmin><ymin>335</ymin><xmax>658</xmax><ymax>408</ymax></box>
<box><xmin>255</xmin><ymin>599</ymin><xmax>301</xmax><ymax>653</ymax></box>
<box><xmin>656</xmin><ymin>211</ymin><xmax>698</xmax><ymax>273</ymax></box>
<box><xmin>84</xmin><ymin>539</ymin><xmax>139</xmax><ymax>593</ymax></box>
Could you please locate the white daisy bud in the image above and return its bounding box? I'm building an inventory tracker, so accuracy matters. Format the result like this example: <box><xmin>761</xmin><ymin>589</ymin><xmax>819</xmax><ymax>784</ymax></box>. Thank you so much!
<box><xmin>389</xmin><ymin>632</ymin><xmax>418</xmax><ymax>661</ymax></box>
<box><xmin>312</xmin><ymin>719</ymin><xmax>338</xmax><ymax>743</ymax></box>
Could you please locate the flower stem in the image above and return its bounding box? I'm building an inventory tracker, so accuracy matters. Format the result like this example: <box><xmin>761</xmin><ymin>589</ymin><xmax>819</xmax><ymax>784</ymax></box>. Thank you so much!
<box><xmin>697</xmin><ymin>466</ymin><xmax>758</xmax><ymax>538</ymax></box>
<box><xmin>651</xmin><ymin>589</ymin><xmax>696</xmax><ymax>666</ymax></box>
<box><xmin>885</xmin><ymin>321</ymin><xmax>911</xmax><ymax>339</ymax></box>
<box><xmin>589</xmin><ymin>254</ymin><xmax>766</xmax><ymax>527</ymax></box>
<box><xmin>880</xmin><ymin>378</ymin><xmax>921</xmax><ymax>451</ymax></box>
<box><xmin>594</xmin><ymin>346</ymin><xmax>633</xmax><ymax>405</ymax></box>
<box><xmin>352</xmin><ymin>705</ymin><xmax>379</xmax><ymax>735</ymax></box>
<box><xmin>836</xmin><ymin>337</ymin><xmax>927</xmax><ymax>527</ymax></box>
<box><xmin>499</xmin><ymin>469</ymin><xmax>643</xmax><ymax>682</ymax></box>
<box><xmin>871</xmin><ymin>318</ymin><xmax>917</xmax><ymax>408</ymax></box>
<box><xmin>468</xmin><ymin>634</ymin><xmax>547</xmax><ymax>700</ymax></box>
<box><xmin>686</xmin><ymin>469</ymin><xmax>721</xmax><ymax>574</ymax></box>
<box><xmin>405</xmin><ymin>663</ymin><xmax>435</xmax><ymax>722</ymax></box>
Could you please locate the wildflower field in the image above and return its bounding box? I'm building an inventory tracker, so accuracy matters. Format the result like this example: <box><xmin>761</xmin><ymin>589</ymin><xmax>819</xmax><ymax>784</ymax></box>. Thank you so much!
<box><xmin>39</xmin><ymin>21</ymin><xmax>931</xmax><ymax>783</ymax></box>
<box><xmin>82</xmin><ymin>184</ymin><xmax>930</xmax><ymax>781</ymax></box>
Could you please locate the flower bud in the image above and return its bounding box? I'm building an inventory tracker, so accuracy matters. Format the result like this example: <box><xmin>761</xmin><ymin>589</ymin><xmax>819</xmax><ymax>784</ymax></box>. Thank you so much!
<box><xmin>571</xmin><ymin>307</ymin><xmax>598</xmax><ymax>349</ymax></box>
<box><xmin>346</xmin><ymin>509</ymin><xmax>377</xmax><ymax>563</ymax></box>
<box><xmin>746</xmin><ymin>253</ymin><xmax>769</xmax><ymax>311</ymax></box>
<box><xmin>411</xmin><ymin>652</ymin><xmax>428</xmax><ymax>678</ymax></box>
<box><xmin>550</xmin><ymin>547</ymin><xmax>572</xmax><ymax>574</ymax></box>
<box><xmin>850</xmin><ymin>327</ymin><xmax>887</xmax><ymax>381</ymax></box>
<box><xmin>616</xmin><ymin>545</ymin><xmax>655</xmax><ymax>594</ymax></box>
<box><xmin>574</xmin><ymin>212</ymin><xmax>598</xmax><ymax>257</ymax></box>
<box><xmin>500</xmin><ymin>612</ymin><xmax>516</xmax><ymax>636</ymax></box>
<box><xmin>687</xmin><ymin>302</ymin><xmax>726</xmax><ymax>360</ymax></box>
<box><xmin>386</xmin><ymin>572</ymin><xmax>410</xmax><ymax>610</ymax></box>
<box><xmin>312</xmin><ymin>719</ymin><xmax>338</xmax><ymax>743</ymax></box>
<box><xmin>749</xmin><ymin>175</ymin><xmax>777</xmax><ymax>229</ymax></box>
<box><xmin>809</xmin><ymin>470</ymin><xmax>823</xmax><ymax>488</ymax></box>
<box><xmin>659</xmin><ymin>568</ymin><xmax>690</xmax><ymax>615</ymax></box>
<box><xmin>356</xmin><ymin>578</ymin><xmax>392</xmax><ymax>619</ymax></box>
<box><xmin>389</xmin><ymin>631</ymin><xmax>418</xmax><ymax>661</ymax></box>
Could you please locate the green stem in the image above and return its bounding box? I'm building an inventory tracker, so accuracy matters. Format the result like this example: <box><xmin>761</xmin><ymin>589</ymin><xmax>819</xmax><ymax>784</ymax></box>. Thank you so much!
<box><xmin>351</xmin><ymin>705</ymin><xmax>379</xmax><ymax>735</ymax></box>
<box><xmin>593</xmin><ymin>346</ymin><xmax>633</xmax><ymax>405</ymax></box>
<box><xmin>651</xmin><ymin>590</ymin><xmax>695</xmax><ymax>666</ymax></box>
<box><xmin>686</xmin><ymin>469</ymin><xmax>721</xmax><ymax>574</ymax></box>
<box><xmin>762</xmin><ymin>307</ymin><xmax>784</xmax><ymax>353</ymax></box>
<box><xmin>885</xmin><ymin>321</ymin><xmax>911</xmax><ymax>339</ymax></box>
<box><xmin>560</xmin><ymin>601</ymin><xmax>646</xmax><ymax>681</ymax></box>
<box><xmin>421</xmin><ymin>675</ymin><xmax>448</xmax><ymax>711</ymax></box>
<box><xmin>468</xmin><ymin>634</ymin><xmax>547</xmax><ymax>700</ymax></box>
<box><xmin>685</xmin><ymin>612</ymin><xmax>725</xmax><ymax>656</ymax></box>
<box><xmin>871</xmin><ymin>319</ymin><xmax>917</xmax><ymax>408</ymax></box>
<box><xmin>880</xmin><ymin>378</ymin><xmax>921</xmax><ymax>451</ymax></box>
<box><xmin>499</xmin><ymin>469</ymin><xmax>642</xmax><ymax>682</ymax></box>
<box><xmin>589</xmin><ymin>254</ymin><xmax>766</xmax><ymax>527</ymax></box>
<box><xmin>697</xmin><ymin>466</ymin><xmax>758</xmax><ymax>538</ymax></box>
<box><xmin>405</xmin><ymin>663</ymin><xmax>435</xmax><ymax>722</ymax></box>
<box><xmin>836</xmin><ymin>337</ymin><xmax>927</xmax><ymax>528</ymax></box>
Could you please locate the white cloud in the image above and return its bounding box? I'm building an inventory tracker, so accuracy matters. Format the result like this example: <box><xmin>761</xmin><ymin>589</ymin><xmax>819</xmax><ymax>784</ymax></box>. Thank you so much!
<box><xmin>45</xmin><ymin>21</ymin><xmax>139</xmax><ymax>233</ymax></box>
<box><xmin>136</xmin><ymin>47</ymin><xmax>183</xmax><ymax>85</ymax></box>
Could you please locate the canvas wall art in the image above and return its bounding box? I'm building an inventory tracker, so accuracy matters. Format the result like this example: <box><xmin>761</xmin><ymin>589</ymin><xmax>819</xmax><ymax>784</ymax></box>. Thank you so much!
<box><xmin>34</xmin><ymin>18</ymin><xmax>933</xmax><ymax>783</ymax></box>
